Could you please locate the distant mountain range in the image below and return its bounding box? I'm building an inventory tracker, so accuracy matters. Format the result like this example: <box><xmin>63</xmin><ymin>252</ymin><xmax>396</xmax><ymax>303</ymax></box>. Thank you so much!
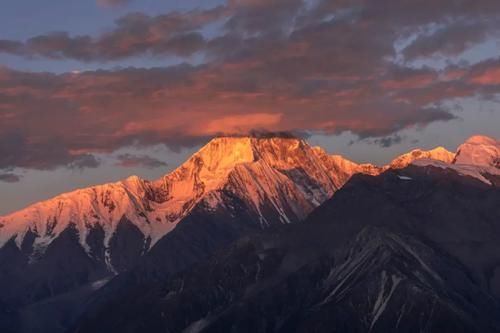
<box><xmin>1</xmin><ymin>134</ymin><xmax>499</xmax><ymax>333</ymax></box>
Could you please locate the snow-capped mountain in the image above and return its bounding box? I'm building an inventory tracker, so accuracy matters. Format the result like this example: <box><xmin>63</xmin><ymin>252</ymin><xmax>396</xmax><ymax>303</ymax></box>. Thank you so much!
<box><xmin>412</xmin><ymin>135</ymin><xmax>500</xmax><ymax>186</ymax></box>
<box><xmin>453</xmin><ymin>135</ymin><xmax>500</xmax><ymax>168</ymax></box>
<box><xmin>0</xmin><ymin>136</ymin><xmax>380</xmax><ymax>261</ymax></box>
<box><xmin>3</xmin><ymin>134</ymin><xmax>498</xmax><ymax>273</ymax></box>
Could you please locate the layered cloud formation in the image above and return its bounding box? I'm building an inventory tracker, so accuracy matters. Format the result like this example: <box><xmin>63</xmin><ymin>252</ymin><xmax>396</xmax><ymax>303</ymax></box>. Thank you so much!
<box><xmin>1</xmin><ymin>0</ymin><xmax>500</xmax><ymax>172</ymax></box>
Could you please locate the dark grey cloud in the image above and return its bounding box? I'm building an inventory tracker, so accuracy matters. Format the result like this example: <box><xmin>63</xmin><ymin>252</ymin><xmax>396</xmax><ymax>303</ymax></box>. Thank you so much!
<box><xmin>0</xmin><ymin>130</ymin><xmax>100</xmax><ymax>171</ymax></box>
<box><xmin>311</xmin><ymin>0</ymin><xmax>500</xmax><ymax>60</ymax></box>
<box><xmin>0</xmin><ymin>40</ymin><xmax>23</xmax><ymax>54</ymax></box>
<box><xmin>225</xmin><ymin>0</ymin><xmax>305</xmax><ymax>34</ymax></box>
<box><xmin>373</xmin><ymin>134</ymin><xmax>404</xmax><ymax>148</ymax></box>
<box><xmin>1</xmin><ymin>0</ymin><xmax>499</xmax><ymax>63</ymax></box>
<box><xmin>115</xmin><ymin>154</ymin><xmax>168</xmax><ymax>169</ymax></box>
<box><xmin>403</xmin><ymin>20</ymin><xmax>500</xmax><ymax>60</ymax></box>
<box><xmin>0</xmin><ymin>7</ymin><xmax>226</xmax><ymax>61</ymax></box>
<box><xmin>68</xmin><ymin>154</ymin><xmax>101</xmax><ymax>170</ymax></box>
<box><xmin>0</xmin><ymin>173</ymin><xmax>21</xmax><ymax>183</ymax></box>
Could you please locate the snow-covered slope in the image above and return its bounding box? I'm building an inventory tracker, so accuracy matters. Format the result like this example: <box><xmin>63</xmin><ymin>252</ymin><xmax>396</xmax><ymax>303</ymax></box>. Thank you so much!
<box><xmin>389</xmin><ymin>146</ymin><xmax>454</xmax><ymax>169</ymax></box>
<box><xmin>0</xmin><ymin>175</ymin><xmax>170</xmax><ymax>256</ymax></box>
<box><xmin>0</xmin><ymin>136</ymin><xmax>381</xmax><ymax>261</ymax></box>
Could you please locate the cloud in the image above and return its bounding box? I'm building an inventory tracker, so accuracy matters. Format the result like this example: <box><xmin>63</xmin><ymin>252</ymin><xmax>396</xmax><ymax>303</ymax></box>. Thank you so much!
<box><xmin>381</xmin><ymin>66</ymin><xmax>438</xmax><ymax>90</ymax></box>
<box><xmin>465</xmin><ymin>59</ymin><xmax>500</xmax><ymax>86</ymax></box>
<box><xmin>68</xmin><ymin>154</ymin><xmax>101</xmax><ymax>170</ymax></box>
<box><xmin>1</xmin><ymin>0</ymin><xmax>500</xmax><ymax>63</ymax></box>
<box><xmin>402</xmin><ymin>20</ymin><xmax>499</xmax><ymax>60</ymax></box>
<box><xmin>0</xmin><ymin>129</ymin><xmax>101</xmax><ymax>171</ymax></box>
<box><xmin>0</xmin><ymin>59</ymin><xmax>482</xmax><ymax>171</ymax></box>
<box><xmin>97</xmin><ymin>0</ymin><xmax>132</xmax><ymax>8</ymax></box>
<box><xmin>0</xmin><ymin>40</ymin><xmax>23</xmax><ymax>55</ymax></box>
<box><xmin>225</xmin><ymin>0</ymin><xmax>305</xmax><ymax>34</ymax></box>
<box><xmin>372</xmin><ymin>134</ymin><xmax>404</xmax><ymax>148</ymax></box>
<box><xmin>0</xmin><ymin>173</ymin><xmax>21</xmax><ymax>183</ymax></box>
<box><xmin>0</xmin><ymin>7</ymin><xmax>226</xmax><ymax>61</ymax></box>
<box><xmin>1</xmin><ymin>0</ymin><xmax>500</xmax><ymax>171</ymax></box>
<box><xmin>115</xmin><ymin>154</ymin><xmax>167</xmax><ymax>169</ymax></box>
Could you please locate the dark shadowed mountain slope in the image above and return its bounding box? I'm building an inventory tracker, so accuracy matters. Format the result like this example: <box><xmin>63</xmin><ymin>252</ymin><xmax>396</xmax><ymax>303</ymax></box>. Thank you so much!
<box><xmin>71</xmin><ymin>164</ymin><xmax>500</xmax><ymax>333</ymax></box>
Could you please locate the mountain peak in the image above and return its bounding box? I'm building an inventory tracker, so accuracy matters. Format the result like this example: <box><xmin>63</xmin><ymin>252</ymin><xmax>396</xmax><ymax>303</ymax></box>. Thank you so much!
<box><xmin>192</xmin><ymin>136</ymin><xmax>256</xmax><ymax>172</ymax></box>
<box><xmin>389</xmin><ymin>146</ymin><xmax>454</xmax><ymax>169</ymax></box>
<box><xmin>182</xmin><ymin>135</ymin><xmax>308</xmax><ymax>176</ymax></box>
<box><xmin>160</xmin><ymin>135</ymin><xmax>302</xmax><ymax>180</ymax></box>
<box><xmin>454</xmin><ymin>135</ymin><xmax>499</xmax><ymax>168</ymax></box>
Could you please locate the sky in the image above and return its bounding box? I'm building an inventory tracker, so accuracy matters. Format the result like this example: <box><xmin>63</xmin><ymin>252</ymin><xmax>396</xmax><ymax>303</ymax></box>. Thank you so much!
<box><xmin>1</xmin><ymin>0</ymin><xmax>500</xmax><ymax>215</ymax></box>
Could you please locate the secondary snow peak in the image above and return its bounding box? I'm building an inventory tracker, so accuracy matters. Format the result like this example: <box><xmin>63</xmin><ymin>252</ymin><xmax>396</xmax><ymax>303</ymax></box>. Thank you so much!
<box><xmin>390</xmin><ymin>146</ymin><xmax>454</xmax><ymax>169</ymax></box>
<box><xmin>453</xmin><ymin>135</ymin><xmax>499</xmax><ymax>168</ymax></box>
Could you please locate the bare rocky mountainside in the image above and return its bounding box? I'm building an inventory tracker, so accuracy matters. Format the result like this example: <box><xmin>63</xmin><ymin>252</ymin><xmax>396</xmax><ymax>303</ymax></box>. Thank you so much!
<box><xmin>0</xmin><ymin>134</ymin><xmax>499</xmax><ymax>333</ymax></box>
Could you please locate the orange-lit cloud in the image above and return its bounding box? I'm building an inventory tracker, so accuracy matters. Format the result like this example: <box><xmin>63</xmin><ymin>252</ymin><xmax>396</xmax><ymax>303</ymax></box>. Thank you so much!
<box><xmin>0</xmin><ymin>62</ymin><xmax>465</xmax><ymax>171</ymax></box>
<box><xmin>470</xmin><ymin>67</ymin><xmax>500</xmax><ymax>85</ymax></box>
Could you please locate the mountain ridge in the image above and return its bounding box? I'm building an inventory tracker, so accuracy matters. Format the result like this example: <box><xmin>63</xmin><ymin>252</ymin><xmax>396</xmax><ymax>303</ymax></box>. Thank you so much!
<box><xmin>0</xmin><ymin>136</ymin><xmax>375</xmax><ymax>254</ymax></box>
<box><xmin>3</xmin><ymin>134</ymin><xmax>498</xmax><ymax>258</ymax></box>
